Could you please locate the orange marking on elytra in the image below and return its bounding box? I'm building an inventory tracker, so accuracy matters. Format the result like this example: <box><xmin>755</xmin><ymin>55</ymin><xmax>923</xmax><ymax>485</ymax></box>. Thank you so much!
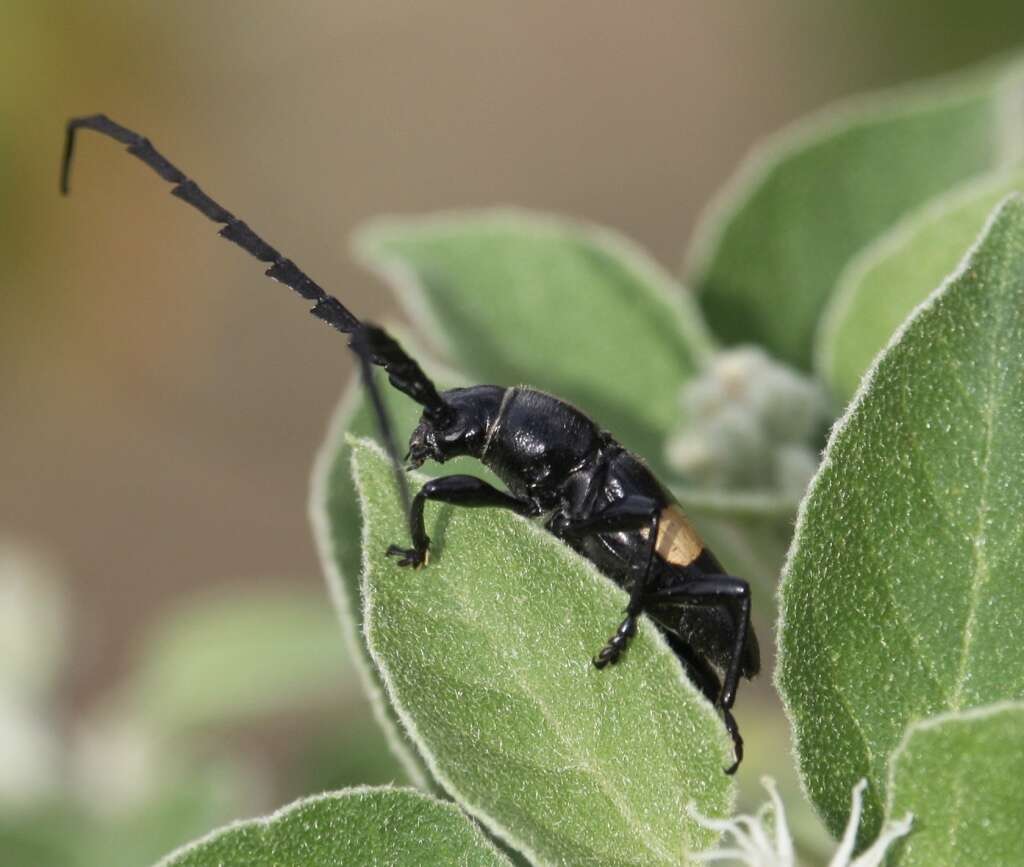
<box><xmin>655</xmin><ymin>505</ymin><xmax>703</xmax><ymax>566</ymax></box>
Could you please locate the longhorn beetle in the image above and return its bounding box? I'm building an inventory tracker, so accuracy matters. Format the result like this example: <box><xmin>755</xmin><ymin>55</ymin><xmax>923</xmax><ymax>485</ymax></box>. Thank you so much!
<box><xmin>61</xmin><ymin>115</ymin><xmax>760</xmax><ymax>773</ymax></box>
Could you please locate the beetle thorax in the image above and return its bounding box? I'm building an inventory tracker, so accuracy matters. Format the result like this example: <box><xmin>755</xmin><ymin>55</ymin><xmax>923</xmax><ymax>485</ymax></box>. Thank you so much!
<box><xmin>479</xmin><ymin>388</ymin><xmax>603</xmax><ymax>502</ymax></box>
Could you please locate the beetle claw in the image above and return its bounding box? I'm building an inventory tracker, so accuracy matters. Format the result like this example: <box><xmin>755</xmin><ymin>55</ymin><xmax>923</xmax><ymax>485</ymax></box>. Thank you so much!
<box><xmin>592</xmin><ymin>641</ymin><xmax>622</xmax><ymax>669</ymax></box>
<box><xmin>386</xmin><ymin>544</ymin><xmax>429</xmax><ymax>569</ymax></box>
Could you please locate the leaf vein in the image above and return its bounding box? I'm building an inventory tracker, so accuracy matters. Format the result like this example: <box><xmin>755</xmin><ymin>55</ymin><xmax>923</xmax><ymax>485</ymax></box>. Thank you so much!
<box><xmin>951</xmin><ymin>264</ymin><xmax>1008</xmax><ymax>710</ymax></box>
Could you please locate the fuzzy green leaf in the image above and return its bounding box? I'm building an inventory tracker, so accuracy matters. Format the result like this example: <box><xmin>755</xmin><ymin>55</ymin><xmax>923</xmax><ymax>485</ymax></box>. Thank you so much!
<box><xmin>886</xmin><ymin>702</ymin><xmax>1024</xmax><ymax>865</ymax></box>
<box><xmin>777</xmin><ymin>196</ymin><xmax>1024</xmax><ymax>845</ymax></box>
<box><xmin>356</xmin><ymin>210</ymin><xmax>715</xmax><ymax>461</ymax></box>
<box><xmin>157</xmin><ymin>787</ymin><xmax>511</xmax><ymax>867</ymax></box>
<box><xmin>819</xmin><ymin>169</ymin><xmax>1024</xmax><ymax>402</ymax></box>
<box><xmin>312</xmin><ymin>375</ymin><xmax>439</xmax><ymax>791</ymax></box>
<box><xmin>689</xmin><ymin>59</ymin><xmax>1024</xmax><ymax>369</ymax></box>
<box><xmin>352</xmin><ymin>439</ymin><xmax>734</xmax><ymax>866</ymax></box>
<box><xmin>311</xmin><ymin>368</ymin><xmax>501</xmax><ymax>791</ymax></box>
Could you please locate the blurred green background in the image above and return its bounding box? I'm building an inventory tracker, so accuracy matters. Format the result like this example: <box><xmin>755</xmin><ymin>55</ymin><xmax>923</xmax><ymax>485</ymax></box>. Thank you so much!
<box><xmin>1</xmin><ymin>2</ymin><xmax>1023</xmax><ymax>865</ymax></box>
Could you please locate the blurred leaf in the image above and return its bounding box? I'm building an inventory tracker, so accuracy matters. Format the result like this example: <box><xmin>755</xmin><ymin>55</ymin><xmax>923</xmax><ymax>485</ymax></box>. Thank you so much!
<box><xmin>819</xmin><ymin>169</ymin><xmax>1024</xmax><ymax>401</ymax></box>
<box><xmin>0</xmin><ymin>804</ymin><xmax>82</xmax><ymax>867</ymax></box>
<box><xmin>356</xmin><ymin>209</ymin><xmax>715</xmax><ymax>462</ymax></box>
<box><xmin>886</xmin><ymin>702</ymin><xmax>1024</xmax><ymax>865</ymax></box>
<box><xmin>352</xmin><ymin>438</ymin><xmax>733</xmax><ymax>866</ymax></box>
<box><xmin>311</xmin><ymin>368</ymin><xmax>498</xmax><ymax>791</ymax></box>
<box><xmin>0</xmin><ymin>696</ymin><xmax>60</xmax><ymax>807</ymax></box>
<box><xmin>121</xmin><ymin>585</ymin><xmax>350</xmax><ymax>732</ymax></box>
<box><xmin>689</xmin><ymin>58</ymin><xmax>1024</xmax><ymax>369</ymax></box>
<box><xmin>85</xmin><ymin>760</ymin><xmax>256</xmax><ymax>867</ymax></box>
<box><xmin>0</xmin><ymin>760</ymin><xmax>251</xmax><ymax>867</ymax></box>
<box><xmin>291</xmin><ymin>715</ymin><xmax>411</xmax><ymax>794</ymax></box>
<box><xmin>157</xmin><ymin>787</ymin><xmax>511</xmax><ymax>867</ymax></box>
<box><xmin>777</xmin><ymin>196</ymin><xmax>1024</xmax><ymax>845</ymax></box>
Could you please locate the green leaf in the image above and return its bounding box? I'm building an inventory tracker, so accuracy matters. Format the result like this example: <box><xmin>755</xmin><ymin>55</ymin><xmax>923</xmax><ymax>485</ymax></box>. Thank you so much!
<box><xmin>352</xmin><ymin>438</ymin><xmax>734</xmax><ymax>866</ymax></box>
<box><xmin>157</xmin><ymin>787</ymin><xmax>512</xmax><ymax>867</ymax></box>
<box><xmin>311</xmin><ymin>376</ymin><xmax>438</xmax><ymax>790</ymax></box>
<box><xmin>311</xmin><ymin>368</ymin><xmax>501</xmax><ymax>791</ymax></box>
<box><xmin>886</xmin><ymin>702</ymin><xmax>1024</xmax><ymax>865</ymax></box>
<box><xmin>356</xmin><ymin>209</ymin><xmax>715</xmax><ymax>461</ymax></box>
<box><xmin>777</xmin><ymin>196</ymin><xmax>1024</xmax><ymax>845</ymax></box>
<box><xmin>689</xmin><ymin>59</ymin><xmax>1024</xmax><ymax>369</ymax></box>
<box><xmin>819</xmin><ymin>169</ymin><xmax>1024</xmax><ymax>402</ymax></box>
<box><xmin>119</xmin><ymin>585</ymin><xmax>351</xmax><ymax>731</ymax></box>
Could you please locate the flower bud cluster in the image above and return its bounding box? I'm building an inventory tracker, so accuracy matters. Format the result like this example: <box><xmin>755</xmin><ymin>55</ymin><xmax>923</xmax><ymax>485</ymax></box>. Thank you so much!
<box><xmin>666</xmin><ymin>347</ymin><xmax>826</xmax><ymax>496</ymax></box>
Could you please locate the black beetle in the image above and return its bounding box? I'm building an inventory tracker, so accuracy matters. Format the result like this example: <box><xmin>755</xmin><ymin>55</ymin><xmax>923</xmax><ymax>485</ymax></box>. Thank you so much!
<box><xmin>62</xmin><ymin>115</ymin><xmax>760</xmax><ymax>773</ymax></box>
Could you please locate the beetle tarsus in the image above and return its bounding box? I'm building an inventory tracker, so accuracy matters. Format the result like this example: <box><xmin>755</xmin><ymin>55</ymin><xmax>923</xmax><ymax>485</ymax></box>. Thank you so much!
<box><xmin>720</xmin><ymin>707</ymin><xmax>743</xmax><ymax>775</ymax></box>
<box><xmin>386</xmin><ymin>543</ymin><xmax>429</xmax><ymax>569</ymax></box>
<box><xmin>592</xmin><ymin>615</ymin><xmax>638</xmax><ymax>668</ymax></box>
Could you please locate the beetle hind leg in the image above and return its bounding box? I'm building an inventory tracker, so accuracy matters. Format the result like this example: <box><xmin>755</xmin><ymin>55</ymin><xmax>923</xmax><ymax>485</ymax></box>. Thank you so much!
<box><xmin>721</xmin><ymin>709</ymin><xmax>743</xmax><ymax>775</ymax></box>
<box><xmin>645</xmin><ymin>575</ymin><xmax>753</xmax><ymax>773</ymax></box>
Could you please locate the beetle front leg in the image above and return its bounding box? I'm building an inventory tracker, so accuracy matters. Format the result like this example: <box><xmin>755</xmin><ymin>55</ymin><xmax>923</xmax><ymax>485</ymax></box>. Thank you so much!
<box><xmin>386</xmin><ymin>474</ymin><xmax>534</xmax><ymax>568</ymax></box>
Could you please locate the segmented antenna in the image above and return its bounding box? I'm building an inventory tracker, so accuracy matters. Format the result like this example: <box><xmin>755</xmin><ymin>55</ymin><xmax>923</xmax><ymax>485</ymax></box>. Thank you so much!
<box><xmin>61</xmin><ymin>114</ymin><xmax>451</xmax><ymax>416</ymax></box>
<box><xmin>352</xmin><ymin>325</ymin><xmax>413</xmax><ymax>521</ymax></box>
<box><xmin>61</xmin><ymin>114</ymin><xmax>360</xmax><ymax>334</ymax></box>
<box><xmin>353</xmin><ymin>325</ymin><xmax>449</xmax><ymax>419</ymax></box>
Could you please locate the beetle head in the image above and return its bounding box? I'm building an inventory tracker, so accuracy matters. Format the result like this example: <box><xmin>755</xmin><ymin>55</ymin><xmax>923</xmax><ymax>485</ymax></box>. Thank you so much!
<box><xmin>407</xmin><ymin>385</ymin><xmax>507</xmax><ymax>468</ymax></box>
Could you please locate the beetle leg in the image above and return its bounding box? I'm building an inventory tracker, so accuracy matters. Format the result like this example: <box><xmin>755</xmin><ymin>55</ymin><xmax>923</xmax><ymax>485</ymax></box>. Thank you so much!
<box><xmin>720</xmin><ymin>710</ymin><xmax>743</xmax><ymax>775</ymax></box>
<box><xmin>644</xmin><ymin>575</ymin><xmax>752</xmax><ymax>773</ymax></box>
<box><xmin>553</xmin><ymin>496</ymin><xmax>662</xmax><ymax>668</ymax></box>
<box><xmin>593</xmin><ymin>520</ymin><xmax>658</xmax><ymax>668</ymax></box>
<box><xmin>593</xmin><ymin>612</ymin><xmax>639</xmax><ymax>668</ymax></box>
<box><xmin>645</xmin><ymin>576</ymin><xmax>751</xmax><ymax>708</ymax></box>
<box><xmin>386</xmin><ymin>475</ymin><xmax>534</xmax><ymax>568</ymax></box>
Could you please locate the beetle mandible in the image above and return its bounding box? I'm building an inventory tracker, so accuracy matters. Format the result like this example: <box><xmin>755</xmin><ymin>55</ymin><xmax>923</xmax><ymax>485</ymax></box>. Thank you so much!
<box><xmin>61</xmin><ymin>115</ymin><xmax>760</xmax><ymax>773</ymax></box>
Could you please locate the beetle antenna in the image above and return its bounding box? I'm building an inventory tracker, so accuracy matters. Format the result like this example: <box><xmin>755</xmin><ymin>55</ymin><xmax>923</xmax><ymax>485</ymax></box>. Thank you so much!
<box><xmin>61</xmin><ymin>115</ymin><xmax>360</xmax><ymax>335</ymax></box>
<box><xmin>351</xmin><ymin>325</ymin><xmax>449</xmax><ymax>420</ymax></box>
<box><xmin>60</xmin><ymin>114</ymin><xmax>449</xmax><ymax>415</ymax></box>
<box><xmin>352</xmin><ymin>325</ymin><xmax>413</xmax><ymax>520</ymax></box>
